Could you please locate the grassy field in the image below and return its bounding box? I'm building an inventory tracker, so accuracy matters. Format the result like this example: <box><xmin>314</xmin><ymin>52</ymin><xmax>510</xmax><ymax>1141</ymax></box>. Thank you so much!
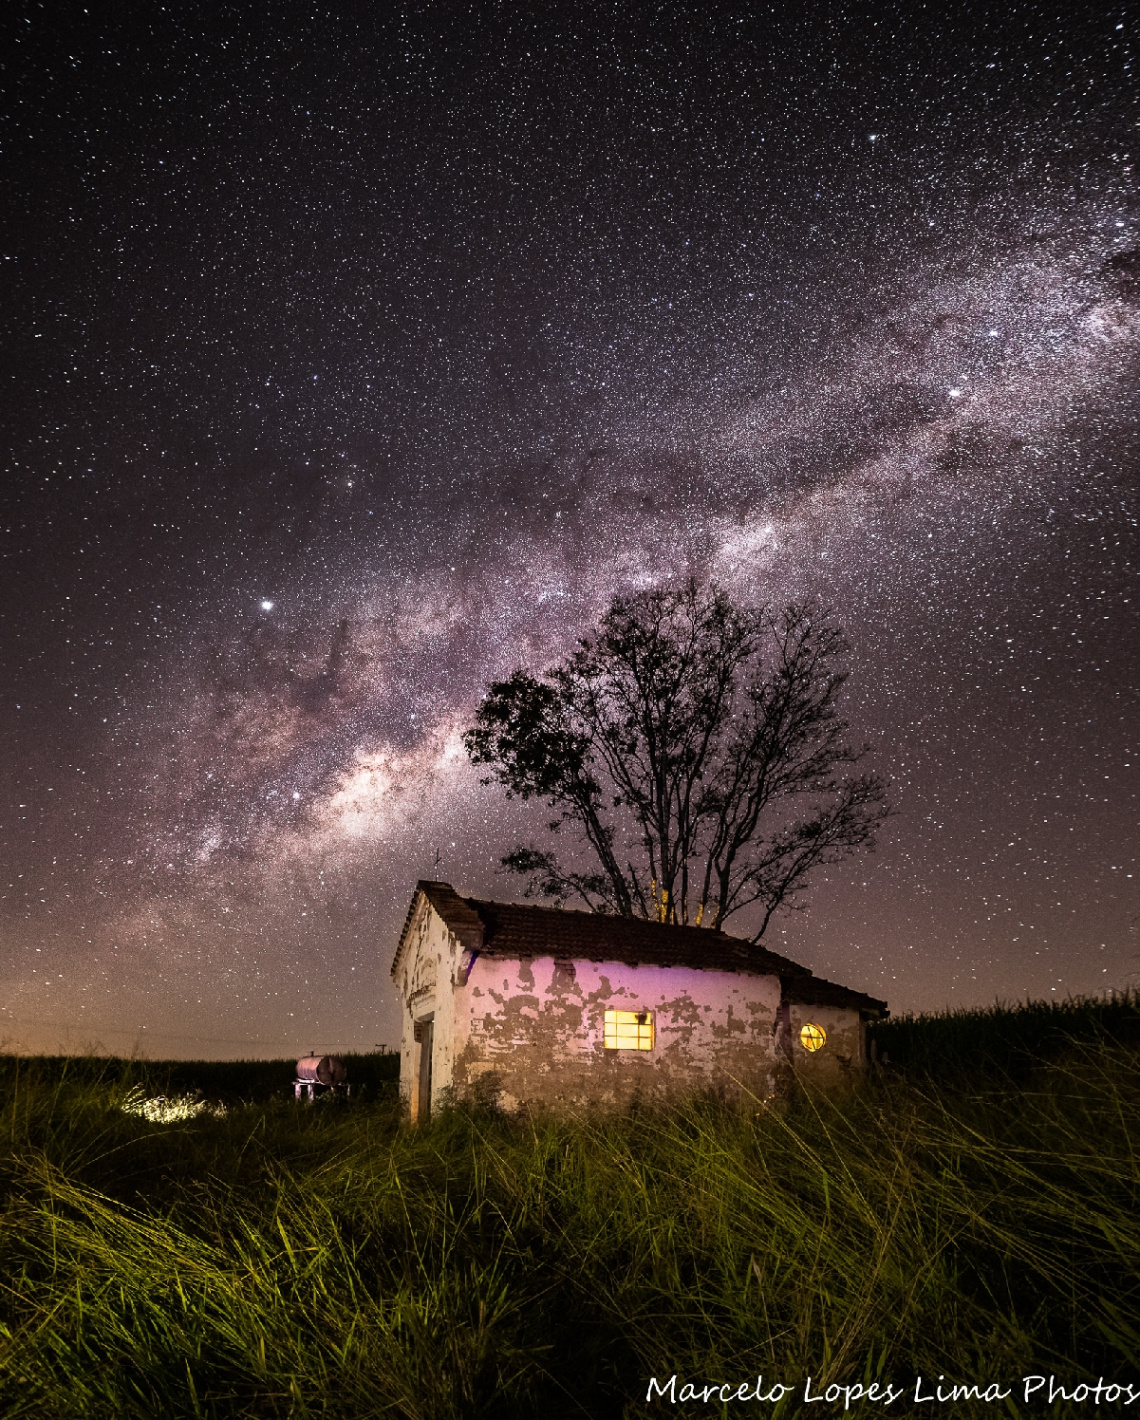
<box><xmin>0</xmin><ymin>998</ymin><xmax>1137</xmax><ymax>1418</ymax></box>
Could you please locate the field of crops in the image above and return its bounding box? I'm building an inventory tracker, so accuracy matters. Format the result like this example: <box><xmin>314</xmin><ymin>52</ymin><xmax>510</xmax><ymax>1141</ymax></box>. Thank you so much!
<box><xmin>0</xmin><ymin>998</ymin><xmax>1137</xmax><ymax>1417</ymax></box>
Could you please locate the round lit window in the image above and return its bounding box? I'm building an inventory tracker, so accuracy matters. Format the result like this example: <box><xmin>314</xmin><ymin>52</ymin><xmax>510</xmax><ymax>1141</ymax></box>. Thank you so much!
<box><xmin>799</xmin><ymin>1022</ymin><xmax>826</xmax><ymax>1052</ymax></box>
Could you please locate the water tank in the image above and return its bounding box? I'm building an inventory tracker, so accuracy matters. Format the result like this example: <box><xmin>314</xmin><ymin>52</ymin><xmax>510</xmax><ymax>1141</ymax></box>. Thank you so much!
<box><xmin>295</xmin><ymin>1055</ymin><xmax>348</xmax><ymax>1085</ymax></box>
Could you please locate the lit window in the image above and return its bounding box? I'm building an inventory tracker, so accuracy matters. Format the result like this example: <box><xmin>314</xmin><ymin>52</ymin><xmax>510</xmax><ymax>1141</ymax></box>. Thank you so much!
<box><xmin>799</xmin><ymin>1022</ymin><xmax>826</xmax><ymax>1052</ymax></box>
<box><xmin>604</xmin><ymin>1008</ymin><xmax>654</xmax><ymax>1050</ymax></box>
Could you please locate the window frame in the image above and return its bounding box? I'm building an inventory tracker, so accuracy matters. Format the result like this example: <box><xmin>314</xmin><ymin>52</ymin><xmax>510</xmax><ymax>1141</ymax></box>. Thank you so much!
<box><xmin>603</xmin><ymin>1007</ymin><xmax>655</xmax><ymax>1051</ymax></box>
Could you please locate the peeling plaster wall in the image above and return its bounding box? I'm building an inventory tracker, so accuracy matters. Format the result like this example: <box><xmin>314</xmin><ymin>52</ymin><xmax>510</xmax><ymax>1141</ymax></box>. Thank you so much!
<box><xmin>787</xmin><ymin>1002</ymin><xmax>867</xmax><ymax>1085</ymax></box>
<box><xmin>451</xmin><ymin>954</ymin><xmax>785</xmax><ymax>1110</ymax></box>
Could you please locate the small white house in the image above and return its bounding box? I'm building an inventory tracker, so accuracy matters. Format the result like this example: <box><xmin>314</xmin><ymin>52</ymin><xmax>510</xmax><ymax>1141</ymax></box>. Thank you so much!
<box><xmin>391</xmin><ymin>881</ymin><xmax>887</xmax><ymax>1119</ymax></box>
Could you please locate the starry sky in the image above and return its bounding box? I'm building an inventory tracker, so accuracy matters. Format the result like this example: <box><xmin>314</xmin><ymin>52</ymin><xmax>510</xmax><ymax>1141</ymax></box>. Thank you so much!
<box><xmin>2</xmin><ymin>2</ymin><xmax>1137</xmax><ymax>1058</ymax></box>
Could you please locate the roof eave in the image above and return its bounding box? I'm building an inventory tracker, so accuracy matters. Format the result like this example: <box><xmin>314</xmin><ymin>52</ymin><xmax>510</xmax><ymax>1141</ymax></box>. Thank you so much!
<box><xmin>391</xmin><ymin>881</ymin><xmax>486</xmax><ymax>981</ymax></box>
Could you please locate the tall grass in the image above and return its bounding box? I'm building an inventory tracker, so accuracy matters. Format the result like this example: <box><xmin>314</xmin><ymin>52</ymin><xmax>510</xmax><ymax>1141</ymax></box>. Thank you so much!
<box><xmin>0</xmin><ymin>1005</ymin><xmax>1137</xmax><ymax>1417</ymax></box>
<box><xmin>869</xmin><ymin>990</ymin><xmax>1140</xmax><ymax>1079</ymax></box>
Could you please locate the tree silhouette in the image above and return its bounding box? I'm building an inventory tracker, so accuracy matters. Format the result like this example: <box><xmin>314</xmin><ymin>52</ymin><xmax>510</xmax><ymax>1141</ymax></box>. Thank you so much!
<box><xmin>464</xmin><ymin>581</ymin><xmax>887</xmax><ymax>939</ymax></box>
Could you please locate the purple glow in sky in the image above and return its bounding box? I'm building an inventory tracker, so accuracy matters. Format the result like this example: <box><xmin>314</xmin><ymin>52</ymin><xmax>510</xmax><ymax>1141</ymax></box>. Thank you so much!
<box><xmin>2</xmin><ymin>3</ymin><xmax>1137</xmax><ymax>1056</ymax></box>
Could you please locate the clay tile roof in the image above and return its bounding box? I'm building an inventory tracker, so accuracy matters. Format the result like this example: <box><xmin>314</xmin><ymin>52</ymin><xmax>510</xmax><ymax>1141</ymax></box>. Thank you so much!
<box><xmin>780</xmin><ymin>971</ymin><xmax>888</xmax><ymax>1015</ymax></box>
<box><xmin>463</xmin><ymin>895</ymin><xmax>818</xmax><ymax>977</ymax></box>
<box><xmin>396</xmin><ymin>883</ymin><xmax>887</xmax><ymax>1016</ymax></box>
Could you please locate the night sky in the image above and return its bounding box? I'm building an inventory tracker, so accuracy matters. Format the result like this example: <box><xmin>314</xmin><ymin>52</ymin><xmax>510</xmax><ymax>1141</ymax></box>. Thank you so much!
<box><xmin>2</xmin><ymin>2</ymin><xmax>1137</xmax><ymax>1058</ymax></box>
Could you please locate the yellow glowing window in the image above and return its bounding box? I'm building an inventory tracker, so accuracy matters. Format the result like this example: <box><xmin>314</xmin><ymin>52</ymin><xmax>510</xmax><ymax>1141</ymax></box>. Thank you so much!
<box><xmin>799</xmin><ymin>1022</ymin><xmax>827</xmax><ymax>1052</ymax></box>
<box><xmin>604</xmin><ymin>1009</ymin><xmax>654</xmax><ymax>1050</ymax></box>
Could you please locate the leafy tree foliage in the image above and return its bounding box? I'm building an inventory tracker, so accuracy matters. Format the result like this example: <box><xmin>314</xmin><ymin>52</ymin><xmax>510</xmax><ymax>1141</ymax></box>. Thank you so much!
<box><xmin>464</xmin><ymin>581</ymin><xmax>887</xmax><ymax>938</ymax></box>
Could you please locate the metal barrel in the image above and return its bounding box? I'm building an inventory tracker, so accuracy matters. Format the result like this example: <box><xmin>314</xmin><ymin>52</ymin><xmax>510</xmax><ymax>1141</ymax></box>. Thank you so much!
<box><xmin>295</xmin><ymin>1054</ymin><xmax>348</xmax><ymax>1085</ymax></box>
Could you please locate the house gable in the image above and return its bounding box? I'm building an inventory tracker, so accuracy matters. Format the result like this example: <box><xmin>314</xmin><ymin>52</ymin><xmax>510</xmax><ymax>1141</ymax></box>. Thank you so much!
<box><xmin>392</xmin><ymin>880</ymin><xmax>484</xmax><ymax>985</ymax></box>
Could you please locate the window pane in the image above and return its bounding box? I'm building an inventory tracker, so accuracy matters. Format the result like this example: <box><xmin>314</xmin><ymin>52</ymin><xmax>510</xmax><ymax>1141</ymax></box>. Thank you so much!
<box><xmin>604</xmin><ymin>1008</ymin><xmax>654</xmax><ymax>1050</ymax></box>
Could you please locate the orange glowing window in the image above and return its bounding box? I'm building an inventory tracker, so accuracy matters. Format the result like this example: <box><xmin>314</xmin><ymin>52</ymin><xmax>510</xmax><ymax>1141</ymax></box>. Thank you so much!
<box><xmin>799</xmin><ymin>1022</ymin><xmax>827</xmax><ymax>1052</ymax></box>
<box><xmin>604</xmin><ymin>1008</ymin><xmax>654</xmax><ymax>1050</ymax></box>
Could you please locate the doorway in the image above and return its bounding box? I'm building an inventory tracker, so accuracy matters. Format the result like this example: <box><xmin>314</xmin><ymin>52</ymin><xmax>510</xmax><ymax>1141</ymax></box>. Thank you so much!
<box><xmin>415</xmin><ymin>1014</ymin><xmax>434</xmax><ymax>1121</ymax></box>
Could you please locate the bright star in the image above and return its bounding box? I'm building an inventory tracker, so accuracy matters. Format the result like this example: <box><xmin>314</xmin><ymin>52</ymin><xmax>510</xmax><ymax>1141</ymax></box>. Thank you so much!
<box><xmin>260</xmin><ymin>600</ymin><xmax>274</xmax><ymax>611</ymax></box>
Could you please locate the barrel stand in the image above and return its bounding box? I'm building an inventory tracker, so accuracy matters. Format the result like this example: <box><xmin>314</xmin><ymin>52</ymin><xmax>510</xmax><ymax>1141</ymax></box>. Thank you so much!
<box><xmin>293</xmin><ymin>1080</ymin><xmax>353</xmax><ymax>1102</ymax></box>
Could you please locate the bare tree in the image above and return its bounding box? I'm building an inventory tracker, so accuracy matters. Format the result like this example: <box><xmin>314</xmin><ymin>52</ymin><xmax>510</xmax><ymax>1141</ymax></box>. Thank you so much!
<box><xmin>464</xmin><ymin>580</ymin><xmax>887</xmax><ymax>939</ymax></box>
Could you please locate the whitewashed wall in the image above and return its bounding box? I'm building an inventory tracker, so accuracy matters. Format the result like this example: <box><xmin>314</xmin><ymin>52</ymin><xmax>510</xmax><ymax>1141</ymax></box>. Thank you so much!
<box><xmin>451</xmin><ymin>953</ymin><xmax>784</xmax><ymax>1109</ymax></box>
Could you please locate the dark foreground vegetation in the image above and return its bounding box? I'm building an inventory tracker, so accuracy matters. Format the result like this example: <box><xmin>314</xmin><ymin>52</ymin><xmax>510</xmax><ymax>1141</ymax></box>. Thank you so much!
<box><xmin>0</xmin><ymin>998</ymin><xmax>1137</xmax><ymax>1418</ymax></box>
<box><xmin>0</xmin><ymin>1050</ymin><xmax>400</xmax><ymax>1109</ymax></box>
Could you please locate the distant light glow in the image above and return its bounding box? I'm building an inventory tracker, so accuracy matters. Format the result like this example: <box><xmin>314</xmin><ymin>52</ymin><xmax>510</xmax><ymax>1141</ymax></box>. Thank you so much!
<box><xmin>260</xmin><ymin>600</ymin><xmax>275</xmax><ymax>611</ymax></box>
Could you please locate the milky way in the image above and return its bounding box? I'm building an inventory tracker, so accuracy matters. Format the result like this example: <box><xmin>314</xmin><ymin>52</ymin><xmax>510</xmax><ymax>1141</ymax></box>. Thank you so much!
<box><xmin>2</xmin><ymin>5</ymin><xmax>1137</xmax><ymax>1056</ymax></box>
